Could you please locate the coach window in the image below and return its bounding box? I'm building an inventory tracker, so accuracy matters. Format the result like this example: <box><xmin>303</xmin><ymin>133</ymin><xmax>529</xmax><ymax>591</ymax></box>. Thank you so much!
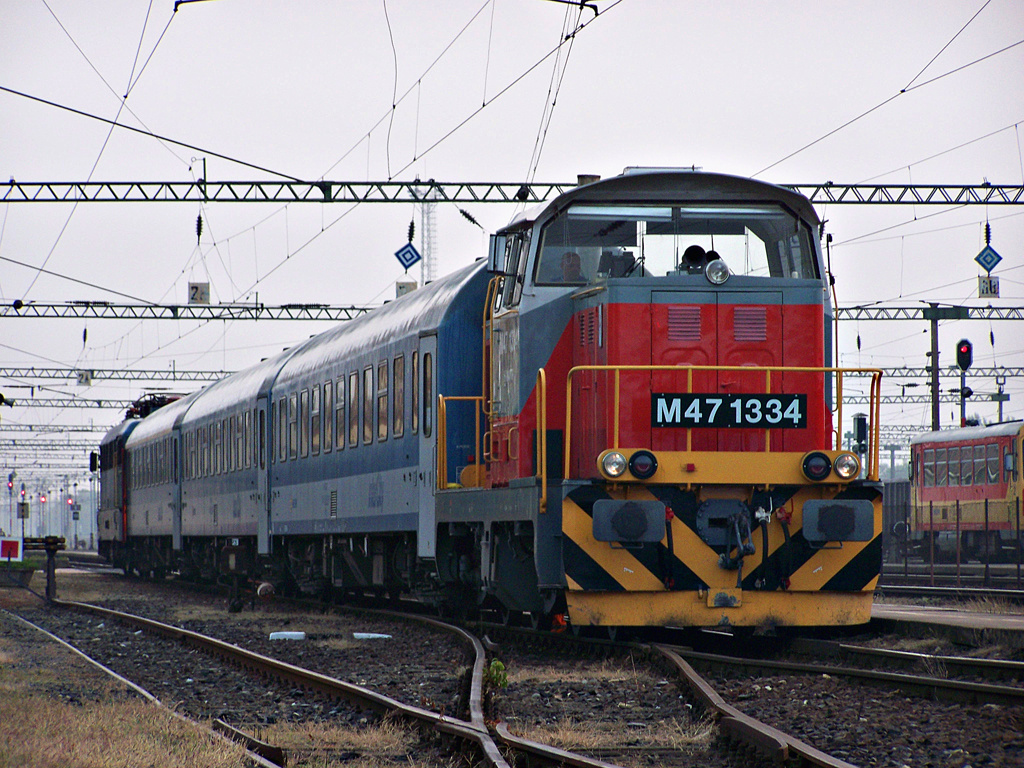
<box><xmin>278</xmin><ymin>397</ymin><xmax>288</xmax><ymax>462</ymax></box>
<box><xmin>973</xmin><ymin>444</ymin><xmax>985</xmax><ymax>485</ymax></box>
<box><xmin>923</xmin><ymin>449</ymin><xmax>934</xmax><ymax>487</ymax></box>
<box><xmin>237</xmin><ymin>414</ymin><xmax>245</xmax><ymax>470</ymax></box>
<box><xmin>423</xmin><ymin>352</ymin><xmax>433</xmax><ymax>438</ymax></box>
<box><xmin>363</xmin><ymin>367</ymin><xmax>374</xmax><ymax>444</ymax></box>
<box><xmin>289</xmin><ymin>393</ymin><xmax>299</xmax><ymax>460</ymax></box>
<box><xmin>393</xmin><ymin>355</ymin><xmax>405</xmax><ymax>438</ymax></box>
<box><xmin>987</xmin><ymin>443</ymin><xmax>999</xmax><ymax>484</ymax></box>
<box><xmin>311</xmin><ymin>385</ymin><xmax>321</xmax><ymax>455</ymax></box>
<box><xmin>377</xmin><ymin>361</ymin><xmax>389</xmax><ymax>442</ymax></box>
<box><xmin>258</xmin><ymin>410</ymin><xmax>266</xmax><ymax>469</ymax></box>
<box><xmin>322</xmin><ymin>382</ymin><xmax>332</xmax><ymax>454</ymax></box>
<box><xmin>411</xmin><ymin>351</ymin><xmax>419</xmax><ymax>435</ymax></box>
<box><xmin>348</xmin><ymin>372</ymin><xmax>359</xmax><ymax>447</ymax></box>
<box><xmin>300</xmin><ymin>389</ymin><xmax>310</xmax><ymax>458</ymax></box>
<box><xmin>935</xmin><ymin>448</ymin><xmax>948</xmax><ymax>487</ymax></box>
<box><xmin>226</xmin><ymin>417</ymin><xmax>234</xmax><ymax>473</ymax></box>
<box><xmin>334</xmin><ymin>377</ymin><xmax>345</xmax><ymax>451</ymax></box>
<box><xmin>959</xmin><ymin>446</ymin><xmax>972</xmax><ymax>486</ymax></box>
<box><xmin>244</xmin><ymin>411</ymin><xmax>252</xmax><ymax>468</ymax></box>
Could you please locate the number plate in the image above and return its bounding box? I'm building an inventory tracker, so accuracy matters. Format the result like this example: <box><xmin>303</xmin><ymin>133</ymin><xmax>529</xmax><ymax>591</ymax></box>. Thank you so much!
<box><xmin>652</xmin><ymin>393</ymin><xmax>808</xmax><ymax>429</ymax></box>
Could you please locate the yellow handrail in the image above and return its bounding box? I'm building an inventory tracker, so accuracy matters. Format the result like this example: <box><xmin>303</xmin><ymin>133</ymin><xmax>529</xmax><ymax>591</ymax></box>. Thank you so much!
<box><xmin>437</xmin><ymin>394</ymin><xmax>485</xmax><ymax>491</ymax></box>
<box><xmin>563</xmin><ymin>364</ymin><xmax>884</xmax><ymax>481</ymax></box>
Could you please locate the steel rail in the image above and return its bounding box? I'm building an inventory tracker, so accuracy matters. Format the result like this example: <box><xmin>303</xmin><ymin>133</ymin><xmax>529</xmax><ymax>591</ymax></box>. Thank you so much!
<box><xmin>789</xmin><ymin>637</ymin><xmax>1024</xmax><ymax>682</ymax></box>
<box><xmin>652</xmin><ymin>644</ymin><xmax>853</xmax><ymax>768</ymax></box>
<box><xmin>2</xmin><ymin>609</ymin><xmax>281</xmax><ymax>768</ymax></box>
<box><xmin>664</xmin><ymin>644</ymin><xmax>1024</xmax><ymax>706</ymax></box>
<box><xmin>56</xmin><ymin>599</ymin><xmax>512</xmax><ymax>768</ymax></box>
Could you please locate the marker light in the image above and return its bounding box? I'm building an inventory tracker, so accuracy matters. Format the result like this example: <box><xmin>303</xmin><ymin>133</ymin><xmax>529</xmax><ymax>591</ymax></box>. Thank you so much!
<box><xmin>833</xmin><ymin>453</ymin><xmax>861</xmax><ymax>479</ymax></box>
<box><xmin>600</xmin><ymin>451</ymin><xmax>628</xmax><ymax>478</ymax></box>
<box><xmin>705</xmin><ymin>259</ymin><xmax>731</xmax><ymax>285</ymax></box>
<box><xmin>802</xmin><ymin>452</ymin><xmax>832</xmax><ymax>481</ymax></box>
<box><xmin>628</xmin><ymin>450</ymin><xmax>658</xmax><ymax>479</ymax></box>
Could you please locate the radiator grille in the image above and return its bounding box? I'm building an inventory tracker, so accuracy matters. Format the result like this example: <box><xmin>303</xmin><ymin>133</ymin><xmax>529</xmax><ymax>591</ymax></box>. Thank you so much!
<box><xmin>734</xmin><ymin>306</ymin><xmax>767</xmax><ymax>342</ymax></box>
<box><xmin>667</xmin><ymin>306</ymin><xmax>701</xmax><ymax>342</ymax></box>
<box><xmin>330</xmin><ymin>490</ymin><xmax>338</xmax><ymax>518</ymax></box>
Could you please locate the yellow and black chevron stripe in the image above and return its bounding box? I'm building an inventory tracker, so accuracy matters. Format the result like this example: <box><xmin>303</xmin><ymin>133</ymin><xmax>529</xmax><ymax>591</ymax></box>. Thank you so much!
<box><xmin>561</xmin><ymin>482</ymin><xmax>882</xmax><ymax>628</ymax></box>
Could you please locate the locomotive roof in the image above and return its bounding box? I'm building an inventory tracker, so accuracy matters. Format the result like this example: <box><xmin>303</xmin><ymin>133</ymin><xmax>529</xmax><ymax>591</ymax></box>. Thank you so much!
<box><xmin>501</xmin><ymin>170</ymin><xmax>821</xmax><ymax>232</ymax></box>
<box><xmin>125</xmin><ymin>389</ymin><xmax>202</xmax><ymax>443</ymax></box>
<box><xmin>99</xmin><ymin>417</ymin><xmax>140</xmax><ymax>447</ymax></box>
<box><xmin>909</xmin><ymin>420</ymin><xmax>1024</xmax><ymax>445</ymax></box>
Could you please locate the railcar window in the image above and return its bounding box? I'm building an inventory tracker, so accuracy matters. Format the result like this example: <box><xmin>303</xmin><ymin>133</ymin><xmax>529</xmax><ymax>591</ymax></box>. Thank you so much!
<box><xmin>289</xmin><ymin>393</ymin><xmax>299</xmax><ymax>460</ymax></box>
<box><xmin>278</xmin><ymin>397</ymin><xmax>288</xmax><ymax>463</ymax></box>
<box><xmin>237</xmin><ymin>413</ymin><xmax>245</xmax><ymax>470</ymax></box>
<box><xmin>411</xmin><ymin>351</ymin><xmax>419</xmax><ymax>435</ymax></box>
<box><xmin>324</xmin><ymin>381</ymin><xmax>334</xmax><ymax>453</ymax></box>
<box><xmin>377</xmin><ymin>362</ymin><xmax>388</xmax><ymax>442</ymax></box>
<box><xmin>363</xmin><ymin>367</ymin><xmax>374</xmax><ymax>444</ymax></box>
<box><xmin>310</xmin><ymin>386</ymin><xmax>321</xmax><ymax>455</ymax></box>
<box><xmin>423</xmin><ymin>352</ymin><xmax>433</xmax><ymax>438</ymax></box>
<box><xmin>226</xmin><ymin>417</ymin><xmax>234</xmax><ymax>473</ymax></box>
<box><xmin>393</xmin><ymin>355</ymin><xmax>405</xmax><ymax>438</ymax></box>
<box><xmin>244</xmin><ymin>410</ymin><xmax>252</xmax><ymax>468</ymax></box>
<box><xmin>960</xmin><ymin>447</ymin><xmax>973</xmax><ymax>486</ymax></box>
<box><xmin>334</xmin><ymin>377</ymin><xmax>345</xmax><ymax>451</ymax></box>
<box><xmin>348</xmin><ymin>372</ymin><xmax>359</xmax><ymax>447</ymax></box>
<box><xmin>973</xmin><ymin>444</ymin><xmax>985</xmax><ymax>485</ymax></box>
<box><xmin>922</xmin><ymin>449</ymin><xmax>934</xmax><ymax>487</ymax></box>
<box><xmin>987</xmin><ymin>443</ymin><xmax>999</xmax><ymax>484</ymax></box>
<box><xmin>300</xmin><ymin>389</ymin><xmax>310</xmax><ymax>458</ymax></box>
<box><xmin>936</xmin><ymin>448</ymin><xmax>948</xmax><ymax>487</ymax></box>
<box><xmin>949</xmin><ymin>447</ymin><xmax>961</xmax><ymax>486</ymax></box>
<box><xmin>535</xmin><ymin>203</ymin><xmax>818</xmax><ymax>285</ymax></box>
<box><xmin>258</xmin><ymin>409</ymin><xmax>266</xmax><ymax>469</ymax></box>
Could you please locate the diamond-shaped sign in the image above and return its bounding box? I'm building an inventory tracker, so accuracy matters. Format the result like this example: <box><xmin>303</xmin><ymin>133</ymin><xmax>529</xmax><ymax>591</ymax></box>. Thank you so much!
<box><xmin>975</xmin><ymin>245</ymin><xmax>1002</xmax><ymax>274</ymax></box>
<box><xmin>395</xmin><ymin>242</ymin><xmax>422</xmax><ymax>270</ymax></box>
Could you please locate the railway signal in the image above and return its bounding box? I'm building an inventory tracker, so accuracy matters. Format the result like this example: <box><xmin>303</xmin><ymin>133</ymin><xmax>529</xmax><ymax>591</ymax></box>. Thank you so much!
<box><xmin>956</xmin><ymin>339</ymin><xmax>973</xmax><ymax>371</ymax></box>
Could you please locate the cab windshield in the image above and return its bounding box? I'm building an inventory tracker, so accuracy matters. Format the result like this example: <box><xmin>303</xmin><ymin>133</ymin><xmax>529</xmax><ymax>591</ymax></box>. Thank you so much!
<box><xmin>535</xmin><ymin>203</ymin><xmax>818</xmax><ymax>285</ymax></box>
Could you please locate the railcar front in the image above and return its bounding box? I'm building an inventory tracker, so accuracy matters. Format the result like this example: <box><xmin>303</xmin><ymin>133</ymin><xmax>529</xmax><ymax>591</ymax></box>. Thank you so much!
<box><xmin>97</xmin><ymin>418</ymin><xmax>139</xmax><ymax>566</ymax></box>
<box><xmin>441</xmin><ymin>169</ymin><xmax>885</xmax><ymax>630</ymax></box>
<box><xmin>908</xmin><ymin>421</ymin><xmax>1023</xmax><ymax>562</ymax></box>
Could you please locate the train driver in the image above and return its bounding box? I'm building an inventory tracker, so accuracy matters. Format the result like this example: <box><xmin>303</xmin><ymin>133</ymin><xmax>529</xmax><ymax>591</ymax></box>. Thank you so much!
<box><xmin>560</xmin><ymin>250</ymin><xmax>585</xmax><ymax>283</ymax></box>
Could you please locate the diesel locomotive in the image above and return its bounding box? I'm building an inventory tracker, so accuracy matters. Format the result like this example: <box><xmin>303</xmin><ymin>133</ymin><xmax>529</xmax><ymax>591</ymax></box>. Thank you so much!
<box><xmin>98</xmin><ymin>169</ymin><xmax>884</xmax><ymax>630</ymax></box>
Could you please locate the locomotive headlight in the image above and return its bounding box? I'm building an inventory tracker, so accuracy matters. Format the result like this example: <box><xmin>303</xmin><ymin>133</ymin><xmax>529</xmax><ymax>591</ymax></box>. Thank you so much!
<box><xmin>705</xmin><ymin>258</ymin><xmax>731</xmax><ymax>285</ymax></box>
<box><xmin>833</xmin><ymin>452</ymin><xmax>861</xmax><ymax>479</ymax></box>
<box><xmin>600</xmin><ymin>451</ymin><xmax>628</xmax><ymax>478</ymax></box>
<box><xmin>628</xmin><ymin>450</ymin><xmax>658</xmax><ymax>479</ymax></box>
<box><xmin>801</xmin><ymin>451</ymin><xmax>832</xmax><ymax>481</ymax></box>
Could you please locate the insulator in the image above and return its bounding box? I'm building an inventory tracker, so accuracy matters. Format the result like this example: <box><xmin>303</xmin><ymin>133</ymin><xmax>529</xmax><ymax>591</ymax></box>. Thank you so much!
<box><xmin>459</xmin><ymin>208</ymin><xmax>481</xmax><ymax>228</ymax></box>
<box><xmin>985</xmin><ymin>221</ymin><xmax>991</xmax><ymax>245</ymax></box>
<box><xmin>408</xmin><ymin>220</ymin><xmax>415</xmax><ymax>242</ymax></box>
<box><xmin>196</xmin><ymin>213</ymin><xmax>203</xmax><ymax>243</ymax></box>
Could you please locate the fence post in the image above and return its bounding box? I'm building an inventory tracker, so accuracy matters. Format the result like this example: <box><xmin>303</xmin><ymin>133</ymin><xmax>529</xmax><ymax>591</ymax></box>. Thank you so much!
<box><xmin>929</xmin><ymin>501</ymin><xmax>935</xmax><ymax>587</ymax></box>
<box><xmin>955</xmin><ymin>499</ymin><xmax>961</xmax><ymax>588</ymax></box>
<box><xmin>984</xmin><ymin>498</ymin><xmax>990</xmax><ymax>587</ymax></box>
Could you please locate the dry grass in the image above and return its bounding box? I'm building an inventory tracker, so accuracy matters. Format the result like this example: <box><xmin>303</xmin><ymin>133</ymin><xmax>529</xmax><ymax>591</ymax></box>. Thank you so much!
<box><xmin>508</xmin><ymin>657</ymin><xmax>642</xmax><ymax>686</ymax></box>
<box><xmin>0</xmin><ymin>695</ymin><xmax>249</xmax><ymax>768</ymax></box>
<box><xmin>521</xmin><ymin>714</ymin><xmax>715</xmax><ymax>752</ymax></box>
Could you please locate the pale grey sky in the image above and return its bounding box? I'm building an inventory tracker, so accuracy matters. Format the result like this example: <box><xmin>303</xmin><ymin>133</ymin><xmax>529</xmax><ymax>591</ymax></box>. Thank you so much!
<box><xmin>2</xmin><ymin>0</ymin><xmax>1023</xmax><ymax>482</ymax></box>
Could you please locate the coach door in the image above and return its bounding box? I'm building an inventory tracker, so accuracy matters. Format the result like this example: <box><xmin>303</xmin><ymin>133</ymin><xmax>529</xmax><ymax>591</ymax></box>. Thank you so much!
<box><xmin>417</xmin><ymin>333</ymin><xmax>437</xmax><ymax>558</ymax></box>
<box><xmin>256</xmin><ymin>396</ymin><xmax>271</xmax><ymax>555</ymax></box>
<box><xmin>172</xmin><ymin>428</ymin><xmax>183</xmax><ymax>551</ymax></box>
